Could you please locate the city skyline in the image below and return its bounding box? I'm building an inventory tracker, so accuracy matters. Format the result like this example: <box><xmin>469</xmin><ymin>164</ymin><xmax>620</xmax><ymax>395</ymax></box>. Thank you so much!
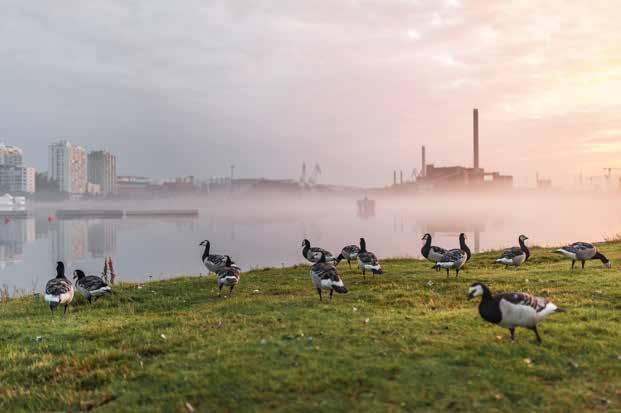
<box><xmin>2</xmin><ymin>1</ymin><xmax>621</xmax><ymax>187</ymax></box>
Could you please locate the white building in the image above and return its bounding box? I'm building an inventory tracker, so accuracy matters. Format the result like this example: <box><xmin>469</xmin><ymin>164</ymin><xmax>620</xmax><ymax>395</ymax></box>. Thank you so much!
<box><xmin>0</xmin><ymin>143</ymin><xmax>23</xmax><ymax>166</ymax></box>
<box><xmin>0</xmin><ymin>143</ymin><xmax>35</xmax><ymax>193</ymax></box>
<box><xmin>0</xmin><ymin>166</ymin><xmax>35</xmax><ymax>193</ymax></box>
<box><xmin>49</xmin><ymin>140</ymin><xmax>87</xmax><ymax>194</ymax></box>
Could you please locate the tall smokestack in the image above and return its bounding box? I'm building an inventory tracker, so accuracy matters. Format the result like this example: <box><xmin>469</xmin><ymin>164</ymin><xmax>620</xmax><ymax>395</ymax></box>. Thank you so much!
<box><xmin>473</xmin><ymin>108</ymin><xmax>479</xmax><ymax>170</ymax></box>
<box><xmin>421</xmin><ymin>145</ymin><xmax>426</xmax><ymax>177</ymax></box>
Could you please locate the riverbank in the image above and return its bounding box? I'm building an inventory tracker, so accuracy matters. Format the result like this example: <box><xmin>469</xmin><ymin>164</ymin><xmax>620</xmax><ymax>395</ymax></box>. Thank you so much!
<box><xmin>1</xmin><ymin>242</ymin><xmax>619</xmax><ymax>412</ymax></box>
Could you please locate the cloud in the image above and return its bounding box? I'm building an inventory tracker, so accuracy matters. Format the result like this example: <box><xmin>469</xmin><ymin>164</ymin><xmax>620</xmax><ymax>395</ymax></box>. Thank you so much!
<box><xmin>0</xmin><ymin>0</ymin><xmax>620</xmax><ymax>185</ymax></box>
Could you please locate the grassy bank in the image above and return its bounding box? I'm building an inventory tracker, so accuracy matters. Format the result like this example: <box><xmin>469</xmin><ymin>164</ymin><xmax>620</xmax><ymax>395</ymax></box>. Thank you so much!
<box><xmin>1</xmin><ymin>242</ymin><xmax>620</xmax><ymax>412</ymax></box>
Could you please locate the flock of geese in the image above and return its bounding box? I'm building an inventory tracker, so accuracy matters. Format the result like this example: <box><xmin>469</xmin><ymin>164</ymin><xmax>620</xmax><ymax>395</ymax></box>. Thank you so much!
<box><xmin>43</xmin><ymin>234</ymin><xmax>612</xmax><ymax>344</ymax></box>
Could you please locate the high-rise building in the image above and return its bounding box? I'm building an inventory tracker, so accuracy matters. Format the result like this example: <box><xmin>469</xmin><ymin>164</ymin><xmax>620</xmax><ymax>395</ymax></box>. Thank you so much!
<box><xmin>0</xmin><ymin>166</ymin><xmax>35</xmax><ymax>193</ymax></box>
<box><xmin>0</xmin><ymin>143</ymin><xmax>35</xmax><ymax>193</ymax></box>
<box><xmin>49</xmin><ymin>140</ymin><xmax>87</xmax><ymax>194</ymax></box>
<box><xmin>88</xmin><ymin>150</ymin><xmax>118</xmax><ymax>195</ymax></box>
<box><xmin>0</xmin><ymin>143</ymin><xmax>23</xmax><ymax>166</ymax></box>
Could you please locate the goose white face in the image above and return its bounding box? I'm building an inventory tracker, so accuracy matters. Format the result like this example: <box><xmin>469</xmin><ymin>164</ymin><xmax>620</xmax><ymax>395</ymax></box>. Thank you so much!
<box><xmin>605</xmin><ymin>261</ymin><xmax>612</xmax><ymax>269</ymax></box>
<box><xmin>519</xmin><ymin>235</ymin><xmax>528</xmax><ymax>242</ymax></box>
<box><xmin>467</xmin><ymin>284</ymin><xmax>484</xmax><ymax>300</ymax></box>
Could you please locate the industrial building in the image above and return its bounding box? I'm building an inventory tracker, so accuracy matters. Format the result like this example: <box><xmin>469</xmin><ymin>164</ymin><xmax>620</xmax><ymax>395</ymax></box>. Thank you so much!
<box><xmin>417</xmin><ymin>109</ymin><xmax>513</xmax><ymax>190</ymax></box>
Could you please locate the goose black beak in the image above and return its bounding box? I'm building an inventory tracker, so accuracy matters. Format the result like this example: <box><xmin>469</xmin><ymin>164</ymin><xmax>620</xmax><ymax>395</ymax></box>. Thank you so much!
<box><xmin>467</xmin><ymin>292</ymin><xmax>475</xmax><ymax>300</ymax></box>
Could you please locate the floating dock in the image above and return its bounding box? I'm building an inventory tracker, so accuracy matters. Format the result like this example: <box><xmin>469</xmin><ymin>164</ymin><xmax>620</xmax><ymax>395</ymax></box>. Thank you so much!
<box><xmin>0</xmin><ymin>210</ymin><xmax>30</xmax><ymax>218</ymax></box>
<box><xmin>125</xmin><ymin>210</ymin><xmax>199</xmax><ymax>217</ymax></box>
<box><xmin>56</xmin><ymin>210</ymin><xmax>124</xmax><ymax>219</ymax></box>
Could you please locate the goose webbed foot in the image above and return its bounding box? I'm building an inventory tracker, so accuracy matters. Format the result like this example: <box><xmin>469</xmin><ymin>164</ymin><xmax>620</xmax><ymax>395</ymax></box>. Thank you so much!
<box><xmin>317</xmin><ymin>288</ymin><xmax>322</xmax><ymax>301</ymax></box>
<box><xmin>63</xmin><ymin>305</ymin><xmax>68</xmax><ymax>315</ymax></box>
<box><xmin>330</xmin><ymin>289</ymin><xmax>334</xmax><ymax>300</ymax></box>
<box><xmin>88</xmin><ymin>297</ymin><xmax>92</xmax><ymax>304</ymax></box>
<box><xmin>509</xmin><ymin>328</ymin><xmax>515</xmax><ymax>341</ymax></box>
<box><xmin>347</xmin><ymin>260</ymin><xmax>351</xmax><ymax>269</ymax></box>
<box><xmin>229</xmin><ymin>285</ymin><xmax>235</xmax><ymax>296</ymax></box>
<box><xmin>531</xmin><ymin>326</ymin><xmax>542</xmax><ymax>344</ymax></box>
<box><xmin>571</xmin><ymin>260</ymin><xmax>575</xmax><ymax>270</ymax></box>
<box><xmin>218</xmin><ymin>284</ymin><xmax>223</xmax><ymax>297</ymax></box>
<box><xmin>581</xmin><ymin>260</ymin><xmax>585</xmax><ymax>269</ymax></box>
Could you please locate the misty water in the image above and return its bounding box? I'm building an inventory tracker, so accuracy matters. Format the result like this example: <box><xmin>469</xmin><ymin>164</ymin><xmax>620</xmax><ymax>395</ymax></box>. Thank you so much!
<box><xmin>2</xmin><ymin>193</ymin><xmax>620</xmax><ymax>294</ymax></box>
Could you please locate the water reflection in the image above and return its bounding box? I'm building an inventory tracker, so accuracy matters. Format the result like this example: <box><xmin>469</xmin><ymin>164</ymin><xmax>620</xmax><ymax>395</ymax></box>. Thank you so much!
<box><xmin>1</xmin><ymin>194</ymin><xmax>620</xmax><ymax>292</ymax></box>
<box><xmin>0</xmin><ymin>218</ymin><xmax>35</xmax><ymax>269</ymax></box>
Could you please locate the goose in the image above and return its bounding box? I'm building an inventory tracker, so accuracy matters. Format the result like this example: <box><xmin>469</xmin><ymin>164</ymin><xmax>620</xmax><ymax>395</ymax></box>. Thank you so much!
<box><xmin>421</xmin><ymin>233</ymin><xmax>447</xmax><ymax>264</ymax></box>
<box><xmin>199</xmin><ymin>240</ymin><xmax>233</xmax><ymax>273</ymax></box>
<box><xmin>495</xmin><ymin>235</ymin><xmax>530</xmax><ymax>268</ymax></box>
<box><xmin>467</xmin><ymin>282</ymin><xmax>565</xmax><ymax>343</ymax></box>
<box><xmin>335</xmin><ymin>244</ymin><xmax>360</xmax><ymax>268</ymax></box>
<box><xmin>357</xmin><ymin>238</ymin><xmax>383</xmax><ymax>276</ymax></box>
<box><xmin>215</xmin><ymin>256</ymin><xmax>241</xmax><ymax>297</ymax></box>
<box><xmin>73</xmin><ymin>270</ymin><xmax>113</xmax><ymax>303</ymax></box>
<box><xmin>553</xmin><ymin>242</ymin><xmax>612</xmax><ymax>270</ymax></box>
<box><xmin>434</xmin><ymin>233</ymin><xmax>471</xmax><ymax>278</ymax></box>
<box><xmin>310</xmin><ymin>252</ymin><xmax>348</xmax><ymax>301</ymax></box>
<box><xmin>302</xmin><ymin>239</ymin><xmax>336</xmax><ymax>264</ymax></box>
<box><xmin>44</xmin><ymin>262</ymin><xmax>74</xmax><ymax>314</ymax></box>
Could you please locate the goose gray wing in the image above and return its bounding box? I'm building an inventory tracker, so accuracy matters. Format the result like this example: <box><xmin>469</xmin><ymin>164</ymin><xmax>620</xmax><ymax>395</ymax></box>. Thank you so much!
<box><xmin>358</xmin><ymin>251</ymin><xmax>378</xmax><ymax>265</ymax></box>
<box><xmin>77</xmin><ymin>275</ymin><xmax>108</xmax><ymax>292</ymax></box>
<box><xmin>563</xmin><ymin>242</ymin><xmax>593</xmax><ymax>254</ymax></box>
<box><xmin>342</xmin><ymin>245</ymin><xmax>360</xmax><ymax>255</ymax></box>
<box><xmin>216</xmin><ymin>266</ymin><xmax>240</xmax><ymax>280</ymax></box>
<box><xmin>310</xmin><ymin>262</ymin><xmax>340</xmax><ymax>281</ymax></box>
<box><xmin>439</xmin><ymin>249</ymin><xmax>465</xmax><ymax>263</ymax></box>
<box><xmin>431</xmin><ymin>246</ymin><xmax>447</xmax><ymax>255</ymax></box>
<box><xmin>500</xmin><ymin>247</ymin><xmax>524</xmax><ymax>259</ymax></box>
<box><xmin>207</xmin><ymin>254</ymin><xmax>229</xmax><ymax>266</ymax></box>
<box><xmin>494</xmin><ymin>292</ymin><xmax>548</xmax><ymax>312</ymax></box>
<box><xmin>311</xmin><ymin>247</ymin><xmax>333</xmax><ymax>257</ymax></box>
<box><xmin>45</xmin><ymin>278</ymin><xmax>72</xmax><ymax>295</ymax></box>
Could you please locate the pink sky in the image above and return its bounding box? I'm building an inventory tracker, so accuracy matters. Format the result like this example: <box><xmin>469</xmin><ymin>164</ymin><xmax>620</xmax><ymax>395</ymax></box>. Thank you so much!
<box><xmin>2</xmin><ymin>0</ymin><xmax>621</xmax><ymax>186</ymax></box>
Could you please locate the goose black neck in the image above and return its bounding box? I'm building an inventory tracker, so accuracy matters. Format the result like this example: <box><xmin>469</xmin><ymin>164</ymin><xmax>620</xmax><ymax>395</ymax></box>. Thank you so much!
<box><xmin>201</xmin><ymin>242</ymin><xmax>210</xmax><ymax>261</ymax></box>
<box><xmin>318</xmin><ymin>253</ymin><xmax>326</xmax><ymax>263</ymax></box>
<box><xmin>56</xmin><ymin>262</ymin><xmax>65</xmax><ymax>279</ymax></box>
<box><xmin>479</xmin><ymin>284</ymin><xmax>493</xmax><ymax>299</ymax></box>
<box><xmin>460</xmin><ymin>236</ymin><xmax>471</xmax><ymax>261</ymax></box>
<box><xmin>519</xmin><ymin>238</ymin><xmax>530</xmax><ymax>261</ymax></box>
<box><xmin>421</xmin><ymin>236</ymin><xmax>431</xmax><ymax>258</ymax></box>
<box><xmin>594</xmin><ymin>252</ymin><xmax>609</xmax><ymax>264</ymax></box>
<box><xmin>360</xmin><ymin>238</ymin><xmax>367</xmax><ymax>253</ymax></box>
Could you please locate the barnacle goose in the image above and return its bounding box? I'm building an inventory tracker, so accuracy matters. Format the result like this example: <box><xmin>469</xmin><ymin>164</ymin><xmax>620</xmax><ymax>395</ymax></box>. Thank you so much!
<box><xmin>553</xmin><ymin>242</ymin><xmax>612</xmax><ymax>270</ymax></box>
<box><xmin>421</xmin><ymin>233</ymin><xmax>447</xmax><ymax>264</ymax></box>
<box><xmin>495</xmin><ymin>235</ymin><xmax>530</xmax><ymax>268</ymax></box>
<box><xmin>73</xmin><ymin>270</ymin><xmax>113</xmax><ymax>303</ymax></box>
<box><xmin>310</xmin><ymin>252</ymin><xmax>348</xmax><ymax>301</ymax></box>
<box><xmin>434</xmin><ymin>233</ymin><xmax>471</xmax><ymax>277</ymax></box>
<box><xmin>357</xmin><ymin>238</ymin><xmax>383</xmax><ymax>276</ymax></box>
<box><xmin>302</xmin><ymin>239</ymin><xmax>336</xmax><ymax>264</ymax></box>
<box><xmin>44</xmin><ymin>262</ymin><xmax>74</xmax><ymax>314</ymax></box>
<box><xmin>215</xmin><ymin>256</ymin><xmax>241</xmax><ymax>297</ymax></box>
<box><xmin>199</xmin><ymin>240</ymin><xmax>233</xmax><ymax>273</ymax></box>
<box><xmin>468</xmin><ymin>282</ymin><xmax>565</xmax><ymax>343</ymax></box>
<box><xmin>335</xmin><ymin>244</ymin><xmax>360</xmax><ymax>268</ymax></box>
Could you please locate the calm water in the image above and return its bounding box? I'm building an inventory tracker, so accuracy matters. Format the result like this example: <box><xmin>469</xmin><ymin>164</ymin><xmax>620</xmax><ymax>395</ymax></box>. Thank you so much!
<box><xmin>2</xmin><ymin>194</ymin><xmax>620</xmax><ymax>293</ymax></box>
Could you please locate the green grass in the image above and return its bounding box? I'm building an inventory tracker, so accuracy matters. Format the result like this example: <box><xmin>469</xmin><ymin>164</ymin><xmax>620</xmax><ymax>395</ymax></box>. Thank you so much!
<box><xmin>1</xmin><ymin>242</ymin><xmax>620</xmax><ymax>412</ymax></box>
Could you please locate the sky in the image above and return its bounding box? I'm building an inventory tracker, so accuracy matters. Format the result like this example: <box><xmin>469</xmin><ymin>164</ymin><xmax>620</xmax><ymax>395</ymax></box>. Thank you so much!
<box><xmin>1</xmin><ymin>0</ymin><xmax>621</xmax><ymax>187</ymax></box>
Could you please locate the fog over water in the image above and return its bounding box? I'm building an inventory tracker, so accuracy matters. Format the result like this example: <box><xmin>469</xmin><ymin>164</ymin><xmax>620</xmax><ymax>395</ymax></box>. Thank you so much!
<box><xmin>1</xmin><ymin>192</ymin><xmax>620</xmax><ymax>294</ymax></box>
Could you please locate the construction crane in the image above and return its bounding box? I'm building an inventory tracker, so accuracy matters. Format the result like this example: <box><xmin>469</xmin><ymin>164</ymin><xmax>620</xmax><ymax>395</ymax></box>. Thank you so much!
<box><xmin>299</xmin><ymin>163</ymin><xmax>307</xmax><ymax>184</ymax></box>
<box><xmin>307</xmin><ymin>164</ymin><xmax>322</xmax><ymax>185</ymax></box>
<box><xmin>603</xmin><ymin>167</ymin><xmax>621</xmax><ymax>179</ymax></box>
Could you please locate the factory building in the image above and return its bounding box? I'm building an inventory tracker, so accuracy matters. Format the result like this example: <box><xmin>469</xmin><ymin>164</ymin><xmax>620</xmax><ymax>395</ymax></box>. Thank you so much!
<box><xmin>418</xmin><ymin>109</ymin><xmax>513</xmax><ymax>190</ymax></box>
